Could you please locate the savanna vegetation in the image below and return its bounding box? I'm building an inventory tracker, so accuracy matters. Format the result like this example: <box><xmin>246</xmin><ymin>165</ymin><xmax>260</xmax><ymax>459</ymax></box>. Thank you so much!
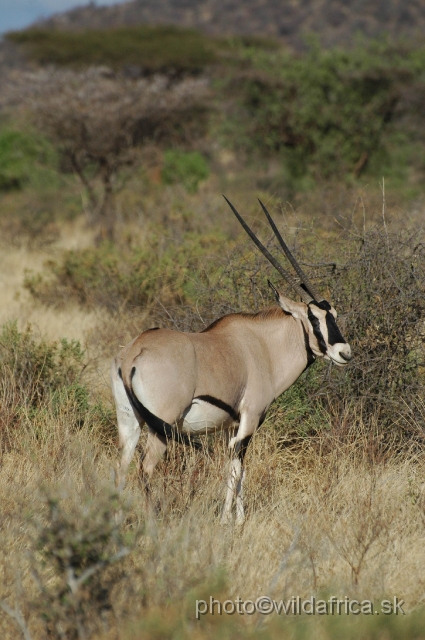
<box><xmin>1</xmin><ymin>22</ymin><xmax>425</xmax><ymax>640</ymax></box>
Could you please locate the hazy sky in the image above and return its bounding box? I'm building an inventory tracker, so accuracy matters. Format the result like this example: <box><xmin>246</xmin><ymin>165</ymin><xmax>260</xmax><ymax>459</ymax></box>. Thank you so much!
<box><xmin>0</xmin><ymin>1</ymin><xmax>127</xmax><ymax>34</ymax></box>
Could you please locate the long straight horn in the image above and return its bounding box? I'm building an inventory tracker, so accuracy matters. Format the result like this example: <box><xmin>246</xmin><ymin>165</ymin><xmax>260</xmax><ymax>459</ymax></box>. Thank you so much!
<box><xmin>223</xmin><ymin>196</ymin><xmax>313</xmax><ymax>304</ymax></box>
<box><xmin>258</xmin><ymin>199</ymin><xmax>324</xmax><ymax>303</ymax></box>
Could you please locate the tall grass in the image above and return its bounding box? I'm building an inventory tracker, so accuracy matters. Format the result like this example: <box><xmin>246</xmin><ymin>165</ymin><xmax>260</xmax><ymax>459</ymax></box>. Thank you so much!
<box><xmin>0</xmin><ymin>307</ymin><xmax>425</xmax><ymax>638</ymax></box>
<box><xmin>1</xmin><ymin>396</ymin><xmax>424</xmax><ymax>639</ymax></box>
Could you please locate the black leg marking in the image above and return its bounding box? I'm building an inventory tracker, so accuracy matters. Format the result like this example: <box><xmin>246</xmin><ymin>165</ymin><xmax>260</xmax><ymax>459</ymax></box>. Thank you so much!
<box><xmin>196</xmin><ymin>395</ymin><xmax>240</xmax><ymax>421</ymax></box>
<box><xmin>234</xmin><ymin>435</ymin><xmax>252</xmax><ymax>462</ymax></box>
<box><xmin>118</xmin><ymin>367</ymin><xmax>123</xmax><ymax>380</ymax></box>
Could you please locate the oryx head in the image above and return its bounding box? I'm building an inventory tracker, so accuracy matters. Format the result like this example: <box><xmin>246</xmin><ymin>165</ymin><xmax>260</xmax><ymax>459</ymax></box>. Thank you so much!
<box><xmin>224</xmin><ymin>196</ymin><xmax>352</xmax><ymax>367</ymax></box>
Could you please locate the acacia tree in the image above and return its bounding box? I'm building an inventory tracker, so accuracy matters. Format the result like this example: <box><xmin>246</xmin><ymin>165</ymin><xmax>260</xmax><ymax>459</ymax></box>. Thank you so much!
<box><xmin>30</xmin><ymin>69</ymin><xmax>209</xmax><ymax>240</ymax></box>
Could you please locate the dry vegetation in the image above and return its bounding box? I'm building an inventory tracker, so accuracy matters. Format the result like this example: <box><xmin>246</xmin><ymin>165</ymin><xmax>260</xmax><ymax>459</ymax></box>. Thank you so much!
<box><xmin>1</xmin><ymin>22</ymin><xmax>425</xmax><ymax>640</ymax></box>
<box><xmin>1</xmin><ymin>190</ymin><xmax>425</xmax><ymax>639</ymax></box>
<box><xmin>1</xmin><ymin>399</ymin><xmax>425</xmax><ymax>639</ymax></box>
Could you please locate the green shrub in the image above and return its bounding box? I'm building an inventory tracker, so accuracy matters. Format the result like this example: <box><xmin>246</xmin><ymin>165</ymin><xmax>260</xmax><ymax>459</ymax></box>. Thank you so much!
<box><xmin>0</xmin><ymin>322</ymin><xmax>113</xmax><ymax>448</ymax></box>
<box><xmin>223</xmin><ymin>39</ymin><xmax>425</xmax><ymax>185</ymax></box>
<box><xmin>7</xmin><ymin>25</ymin><xmax>215</xmax><ymax>73</ymax></box>
<box><xmin>162</xmin><ymin>150</ymin><xmax>209</xmax><ymax>193</ymax></box>
<box><xmin>24</xmin><ymin>230</ymin><xmax>227</xmax><ymax>313</ymax></box>
<box><xmin>0</xmin><ymin>125</ymin><xmax>58</xmax><ymax>191</ymax></box>
<box><xmin>0</xmin><ymin>321</ymin><xmax>84</xmax><ymax>403</ymax></box>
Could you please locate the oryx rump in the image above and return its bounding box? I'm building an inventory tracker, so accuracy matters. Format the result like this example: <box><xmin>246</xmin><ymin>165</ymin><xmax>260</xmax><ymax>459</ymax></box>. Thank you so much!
<box><xmin>111</xmin><ymin>198</ymin><xmax>352</xmax><ymax>524</ymax></box>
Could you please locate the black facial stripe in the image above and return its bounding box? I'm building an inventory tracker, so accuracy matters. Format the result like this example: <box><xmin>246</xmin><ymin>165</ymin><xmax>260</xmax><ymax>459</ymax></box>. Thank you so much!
<box><xmin>307</xmin><ymin>307</ymin><xmax>328</xmax><ymax>355</ymax></box>
<box><xmin>315</xmin><ymin>300</ymin><xmax>332</xmax><ymax>311</ymax></box>
<box><xmin>301</xmin><ymin>324</ymin><xmax>316</xmax><ymax>369</ymax></box>
<box><xmin>325</xmin><ymin>313</ymin><xmax>346</xmax><ymax>346</ymax></box>
<box><xmin>195</xmin><ymin>395</ymin><xmax>240</xmax><ymax>422</ymax></box>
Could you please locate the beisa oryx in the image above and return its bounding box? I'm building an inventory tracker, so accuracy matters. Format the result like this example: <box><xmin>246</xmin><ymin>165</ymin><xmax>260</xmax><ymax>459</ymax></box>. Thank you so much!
<box><xmin>111</xmin><ymin>197</ymin><xmax>352</xmax><ymax>524</ymax></box>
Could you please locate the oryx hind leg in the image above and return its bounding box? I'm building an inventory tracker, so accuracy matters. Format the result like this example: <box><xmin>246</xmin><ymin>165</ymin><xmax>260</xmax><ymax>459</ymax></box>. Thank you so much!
<box><xmin>141</xmin><ymin>428</ymin><xmax>167</xmax><ymax>487</ymax></box>
<box><xmin>111</xmin><ymin>360</ymin><xmax>142</xmax><ymax>492</ymax></box>
<box><xmin>221</xmin><ymin>416</ymin><xmax>254</xmax><ymax>526</ymax></box>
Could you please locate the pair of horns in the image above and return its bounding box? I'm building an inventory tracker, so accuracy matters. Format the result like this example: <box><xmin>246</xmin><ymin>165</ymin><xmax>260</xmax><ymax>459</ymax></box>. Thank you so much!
<box><xmin>223</xmin><ymin>196</ymin><xmax>324</xmax><ymax>305</ymax></box>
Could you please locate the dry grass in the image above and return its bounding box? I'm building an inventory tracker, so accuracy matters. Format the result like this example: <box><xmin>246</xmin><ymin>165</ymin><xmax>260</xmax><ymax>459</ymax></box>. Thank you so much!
<box><xmin>1</xmin><ymin>405</ymin><xmax>424</xmax><ymax>638</ymax></box>
<box><xmin>0</xmin><ymin>219</ymin><xmax>99</xmax><ymax>345</ymax></box>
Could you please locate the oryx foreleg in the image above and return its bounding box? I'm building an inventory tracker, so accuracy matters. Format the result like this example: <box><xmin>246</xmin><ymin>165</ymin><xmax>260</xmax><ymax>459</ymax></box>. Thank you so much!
<box><xmin>221</xmin><ymin>415</ymin><xmax>254</xmax><ymax>526</ymax></box>
<box><xmin>234</xmin><ymin>435</ymin><xmax>252</xmax><ymax>525</ymax></box>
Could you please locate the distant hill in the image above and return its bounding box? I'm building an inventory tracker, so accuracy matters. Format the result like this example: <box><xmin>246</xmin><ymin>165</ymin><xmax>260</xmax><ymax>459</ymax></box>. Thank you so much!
<box><xmin>36</xmin><ymin>0</ymin><xmax>425</xmax><ymax>48</ymax></box>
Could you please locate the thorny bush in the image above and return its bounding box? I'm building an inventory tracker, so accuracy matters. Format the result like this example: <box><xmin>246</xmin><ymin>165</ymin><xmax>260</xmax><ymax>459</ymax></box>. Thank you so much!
<box><xmin>158</xmin><ymin>223</ymin><xmax>425</xmax><ymax>446</ymax></box>
<box><xmin>31</xmin><ymin>488</ymin><xmax>132</xmax><ymax>640</ymax></box>
<box><xmin>323</xmin><ymin>226</ymin><xmax>425</xmax><ymax>440</ymax></box>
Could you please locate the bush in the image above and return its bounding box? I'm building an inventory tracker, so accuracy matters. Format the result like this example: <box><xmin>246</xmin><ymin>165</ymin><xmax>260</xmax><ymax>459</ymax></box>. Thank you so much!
<box><xmin>0</xmin><ymin>322</ymin><xmax>113</xmax><ymax>449</ymax></box>
<box><xmin>323</xmin><ymin>226</ymin><xmax>425</xmax><ymax>436</ymax></box>
<box><xmin>28</xmin><ymin>69</ymin><xmax>210</xmax><ymax>240</ymax></box>
<box><xmin>24</xmin><ymin>230</ymin><xmax>227</xmax><ymax>313</ymax></box>
<box><xmin>154</xmin><ymin>222</ymin><xmax>425</xmax><ymax>446</ymax></box>
<box><xmin>6</xmin><ymin>25</ymin><xmax>215</xmax><ymax>74</ymax></box>
<box><xmin>223</xmin><ymin>39</ymin><xmax>425</xmax><ymax>184</ymax></box>
<box><xmin>30</xmin><ymin>487</ymin><xmax>131</xmax><ymax>640</ymax></box>
<box><xmin>0</xmin><ymin>125</ymin><xmax>58</xmax><ymax>191</ymax></box>
<box><xmin>162</xmin><ymin>149</ymin><xmax>209</xmax><ymax>193</ymax></box>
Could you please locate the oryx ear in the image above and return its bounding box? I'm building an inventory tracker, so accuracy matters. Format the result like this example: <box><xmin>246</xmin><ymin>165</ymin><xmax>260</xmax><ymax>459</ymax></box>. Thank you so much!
<box><xmin>268</xmin><ymin>279</ymin><xmax>280</xmax><ymax>302</ymax></box>
<box><xmin>268</xmin><ymin>280</ymin><xmax>305</xmax><ymax>319</ymax></box>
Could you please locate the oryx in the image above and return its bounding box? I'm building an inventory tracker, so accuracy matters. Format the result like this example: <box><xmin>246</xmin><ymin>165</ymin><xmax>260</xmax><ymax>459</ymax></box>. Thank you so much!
<box><xmin>111</xmin><ymin>198</ymin><xmax>352</xmax><ymax>524</ymax></box>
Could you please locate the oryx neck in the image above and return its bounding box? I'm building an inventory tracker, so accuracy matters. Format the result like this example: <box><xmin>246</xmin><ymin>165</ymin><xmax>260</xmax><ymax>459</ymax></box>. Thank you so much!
<box><xmin>245</xmin><ymin>311</ymin><xmax>312</xmax><ymax>396</ymax></box>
